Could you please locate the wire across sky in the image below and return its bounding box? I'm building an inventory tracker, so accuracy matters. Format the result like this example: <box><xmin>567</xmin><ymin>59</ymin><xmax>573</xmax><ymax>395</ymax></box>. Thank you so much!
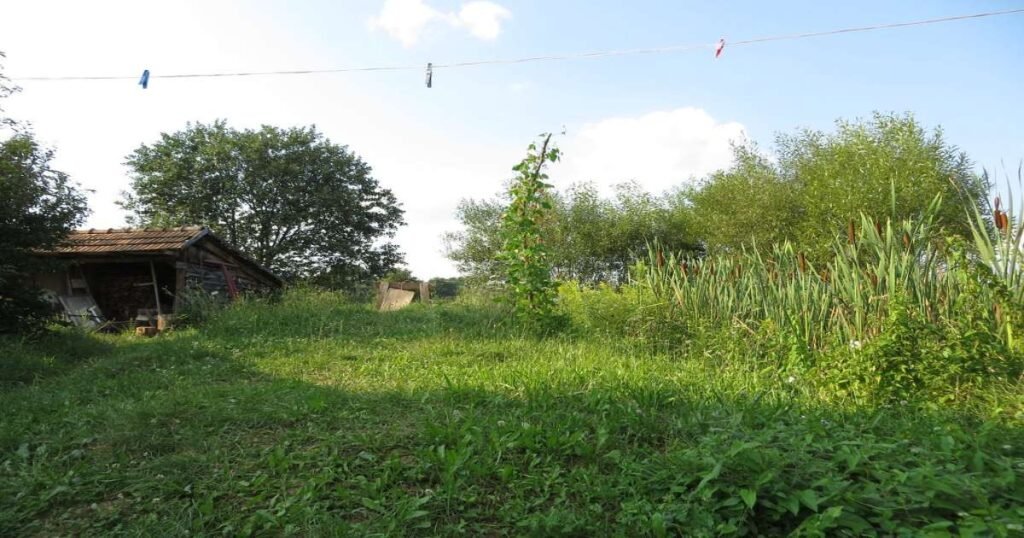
<box><xmin>11</xmin><ymin>7</ymin><xmax>1024</xmax><ymax>83</ymax></box>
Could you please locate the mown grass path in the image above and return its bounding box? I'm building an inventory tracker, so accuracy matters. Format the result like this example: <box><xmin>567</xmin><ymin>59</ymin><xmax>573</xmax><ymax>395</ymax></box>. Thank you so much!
<box><xmin>2</xmin><ymin>294</ymin><xmax>1022</xmax><ymax>536</ymax></box>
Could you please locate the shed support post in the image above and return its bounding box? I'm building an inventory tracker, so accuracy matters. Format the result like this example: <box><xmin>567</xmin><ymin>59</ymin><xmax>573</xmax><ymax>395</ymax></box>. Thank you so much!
<box><xmin>149</xmin><ymin>261</ymin><xmax>162</xmax><ymax>316</ymax></box>
<box><xmin>173</xmin><ymin>266</ymin><xmax>186</xmax><ymax>314</ymax></box>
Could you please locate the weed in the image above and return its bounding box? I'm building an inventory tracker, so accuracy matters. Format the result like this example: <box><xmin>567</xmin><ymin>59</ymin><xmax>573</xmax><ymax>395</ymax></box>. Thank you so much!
<box><xmin>0</xmin><ymin>292</ymin><xmax>1021</xmax><ymax>535</ymax></box>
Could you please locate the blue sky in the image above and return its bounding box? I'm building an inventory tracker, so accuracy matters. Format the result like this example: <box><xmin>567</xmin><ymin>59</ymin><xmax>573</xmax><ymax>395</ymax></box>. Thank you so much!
<box><xmin>3</xmin><ymin>1</ymin><xmax>1023</xmax><ymax>276</ymax></box>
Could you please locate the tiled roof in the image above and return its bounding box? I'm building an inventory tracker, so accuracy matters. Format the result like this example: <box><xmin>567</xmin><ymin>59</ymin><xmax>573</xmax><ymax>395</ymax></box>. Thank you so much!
<box><xmin>48</xmin><ymin>227</ymin><xmax>207</xmax><ymax>255</ymax></box>
<box><xmin>41</xmin><ymin>226</ymin><xmax>283</xmax><ymax>286</ymax></box>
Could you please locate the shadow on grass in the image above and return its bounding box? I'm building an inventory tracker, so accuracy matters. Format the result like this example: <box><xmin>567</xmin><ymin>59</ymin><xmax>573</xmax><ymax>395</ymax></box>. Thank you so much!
<box><xmin>1</xmin><ymin>301</ymin><xmax>1022</xmax><ymax>536</ymax></box>
<box><xmin>0</xmin><ymin>328</ymin><xmax>116</xmax><ymax>388</ymax></box>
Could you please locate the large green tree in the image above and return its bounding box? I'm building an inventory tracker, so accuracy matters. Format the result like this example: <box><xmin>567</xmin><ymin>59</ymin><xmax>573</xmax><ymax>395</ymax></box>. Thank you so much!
<box><xmin>122</xmin><ymin>121</ymin><xmax>405</xmax><ymax>283</ymax></box>
<box><xmin>1</xmin><ymin>54</ymin><xmax>89</xmax><ymax>333</ymax></box>
<box><xmin>691</xmin><ymin>113</ymin><xmax>988</xmax><ymax>260</ymax></box>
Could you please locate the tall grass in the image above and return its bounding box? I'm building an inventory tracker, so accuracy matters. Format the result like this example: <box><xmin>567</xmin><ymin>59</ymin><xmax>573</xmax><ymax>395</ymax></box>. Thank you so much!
<box><xmin>637</xmin><ymin>194</ymin><xmax>1020</xmax><ymax>351</ymax></box>
<box><xmin>622</xmin><ymin>192</ymin><xmax>1024</xmax><ymax>404</ymax></box>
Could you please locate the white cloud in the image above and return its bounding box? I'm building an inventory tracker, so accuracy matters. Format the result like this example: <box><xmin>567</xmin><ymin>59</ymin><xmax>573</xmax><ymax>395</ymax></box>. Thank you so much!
<box><xmin>368</xmin><ymin>0</ymin><xmax>510</xmax><ymax>47</ymax></box>
<box><xmin>367</xmin><ymin>0</ymin><xmax>446</xmax><ymax>47</ymax></box>
<box><xmin>455</xmin><ymin>1</ymin><xmax>511</xmax><ymax>41</ymax></box>
<box><xmin>558</xmin><ymin>107</ymin><xmax>746</xmax><ymax>193</ymax></box>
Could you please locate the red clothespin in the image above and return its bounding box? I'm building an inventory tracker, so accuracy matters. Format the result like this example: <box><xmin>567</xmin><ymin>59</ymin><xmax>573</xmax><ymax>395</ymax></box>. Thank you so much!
<box><xmin>714</xmin><ymin>38</ymin><xmax>725</xmax><ymax>59</ymax></box>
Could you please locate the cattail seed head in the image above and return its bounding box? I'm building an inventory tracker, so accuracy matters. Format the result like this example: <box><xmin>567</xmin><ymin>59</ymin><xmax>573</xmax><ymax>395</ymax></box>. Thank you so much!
<box><xmin>995</xmin><ymin>210</ymin><xmax>1009</xmax><ymax>232</ymax></box>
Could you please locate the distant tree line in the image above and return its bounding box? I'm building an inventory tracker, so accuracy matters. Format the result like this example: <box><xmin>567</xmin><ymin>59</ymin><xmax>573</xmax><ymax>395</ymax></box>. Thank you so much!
<box><xmin>445</xmin><ymin>113</ymin><xmax>989</xmax><ymax>285</ymax></box>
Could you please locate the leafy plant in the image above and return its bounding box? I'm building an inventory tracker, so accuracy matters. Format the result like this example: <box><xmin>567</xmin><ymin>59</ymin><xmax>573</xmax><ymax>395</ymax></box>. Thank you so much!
<box><xmin>499</xmin><ymin>134</ymin><xmax>562</xmax><ymax>330</ymax></box>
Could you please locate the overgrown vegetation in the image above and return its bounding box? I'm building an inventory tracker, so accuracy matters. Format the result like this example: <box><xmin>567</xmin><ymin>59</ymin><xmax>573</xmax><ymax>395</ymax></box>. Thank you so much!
<box><xmin>566</xmin><ymin>192</ymin><xmax>1022</xmax><ymax>407</ymax></box>
<box><xmin>2</xmin><ymin>60</ymin><xmax>1021</xmax><ymax>533</ymax></box>
<box><xmin>446</xmin><ymin>113</ymin><xmax>988</xmax><ymax>283</ymax></box>
<box><xmin>1</xmin><ymin>291</ymin><xmax>1021</xmax><ymax>535</ymax></box>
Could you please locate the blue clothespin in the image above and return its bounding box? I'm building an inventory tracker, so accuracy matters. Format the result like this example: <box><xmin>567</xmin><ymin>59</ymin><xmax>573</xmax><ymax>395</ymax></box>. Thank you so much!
<box><xmin>138</xmin><ymin>69</ymin><xmax>150</xmax><ymax>89</ymax></box>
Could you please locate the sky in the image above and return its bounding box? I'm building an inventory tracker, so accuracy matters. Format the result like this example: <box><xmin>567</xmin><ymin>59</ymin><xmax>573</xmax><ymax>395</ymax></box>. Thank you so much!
<box><xmin>2</xmin><ymin>0</ymin><xmax>1023</xmax><ymax>277</ymax></box>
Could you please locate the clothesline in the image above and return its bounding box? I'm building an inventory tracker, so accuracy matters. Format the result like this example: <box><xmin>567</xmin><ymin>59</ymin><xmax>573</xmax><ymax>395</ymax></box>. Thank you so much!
<box><xmin>11</xmin><ymin>7</ymin><xmax>1024</xmax><ymax>85</ymax></box>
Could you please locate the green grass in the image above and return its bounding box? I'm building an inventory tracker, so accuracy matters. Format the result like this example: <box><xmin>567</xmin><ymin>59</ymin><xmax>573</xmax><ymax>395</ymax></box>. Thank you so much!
<box><xmin>2</xmin><ymin>291</ymin><xmax>1023</xmax><ymax>536</ymax></box>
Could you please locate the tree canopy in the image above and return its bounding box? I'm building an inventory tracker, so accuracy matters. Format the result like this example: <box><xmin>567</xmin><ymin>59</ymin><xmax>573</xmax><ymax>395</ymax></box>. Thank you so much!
<box><xmin>122</xmin><ymin>121</ymin><xmax>405</xmax><ymax>284</ymax></box>
<box><xmin>691</xmin><ymin>113</ymin><xmax>987</xmax><ymax>260</ymax></box>
<box><xmin>1</xmin><ymin>56</ymin><xmax>89</xmax><ymax>332</ymax></box>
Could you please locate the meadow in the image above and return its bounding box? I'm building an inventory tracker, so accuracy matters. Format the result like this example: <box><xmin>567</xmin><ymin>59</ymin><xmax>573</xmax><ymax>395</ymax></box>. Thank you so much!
<box><xmin>1</xmin><ymin>285</ymin><xmax>1022</xmax><ymax>536</ymax></box>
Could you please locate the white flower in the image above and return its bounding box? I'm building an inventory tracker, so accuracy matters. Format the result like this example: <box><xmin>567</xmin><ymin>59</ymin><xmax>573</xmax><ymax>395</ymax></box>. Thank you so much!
<box><xmin>849</xmin><ymin>340</ymin><xmax>863</xmax><ymax>350</ymax></box>
<box><xmin>786</xmin><ymin>376</ymin><xmax>796</xmax><ymax>384</ymax></box>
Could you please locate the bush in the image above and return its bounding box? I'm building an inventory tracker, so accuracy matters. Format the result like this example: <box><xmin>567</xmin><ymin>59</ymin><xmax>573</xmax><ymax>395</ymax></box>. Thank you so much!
<box><xmin>559</xmin><ymin>282</ymin><xmax>688</xmax><ymax>349</ymax></box>
<box><xmin>822</xmin><ymin>291</ymin><xmax>1023</xmax><ymax>405</ymax></box>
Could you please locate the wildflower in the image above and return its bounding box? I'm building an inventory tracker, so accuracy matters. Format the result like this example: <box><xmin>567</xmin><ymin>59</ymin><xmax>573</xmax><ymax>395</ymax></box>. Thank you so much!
<box><xmin>786</xmin><ymin>376</ymin><xmax>796</xmax><ymax>384</ymax></box>
<box><xmin>849</xmin><ymin>340</ymin><xmax>862</xmax><ymax>350</ymax></box>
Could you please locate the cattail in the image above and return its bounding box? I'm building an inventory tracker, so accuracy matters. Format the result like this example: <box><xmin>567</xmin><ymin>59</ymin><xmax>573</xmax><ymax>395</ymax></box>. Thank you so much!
<box><xmin>847</xmin><ymin>219</ymin><xmax>856</xmax><ymax>245</ymax></box>
<box><xmin>656</xmin><ymin>250</ymin><xmax>665</xmax><ymax>268</ymax></box>
<box><xmin>820</xmin><ymin>269</ymin><xmax>830</xmax><ymax>283</ymax></box>
<box><xmin>797</xmin><ymin>252</ymin><xmax>807</xmax><ymax>274</ymax></box>
<box><xmin>995</xmin><ymin>210</ymin><xmax>1009</xmax><ymax>232</ymax></box>
<box><xmin>994</xmin><ymin>302</ymin><xmax>1003</xmax><ymax>324</ymax></box>
<box><xmin>681</xmin><ymin>261</ymin><xmax>688</xmax><ymax>275</ymax></box>
<box><xmin>867</xmin><ymin>270</ymin><xmax>878</xmax><ymax>288</ymax></box>
<box><xmin>874</xmin><ymin>220</ymin><xmax>883</xmax><ymax>238</ymax></box>
<box><xmin>902</xmin><ymin>231</ymin><xmax>911</xmax><ymax>250</ymax></box>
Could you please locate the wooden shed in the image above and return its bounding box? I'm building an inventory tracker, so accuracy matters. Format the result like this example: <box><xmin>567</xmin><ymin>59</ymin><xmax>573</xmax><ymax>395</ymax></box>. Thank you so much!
<box><xmin>33</xmin><ymin>226</ymin><xmax>282</xmax><ymax>327</ymax></box>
